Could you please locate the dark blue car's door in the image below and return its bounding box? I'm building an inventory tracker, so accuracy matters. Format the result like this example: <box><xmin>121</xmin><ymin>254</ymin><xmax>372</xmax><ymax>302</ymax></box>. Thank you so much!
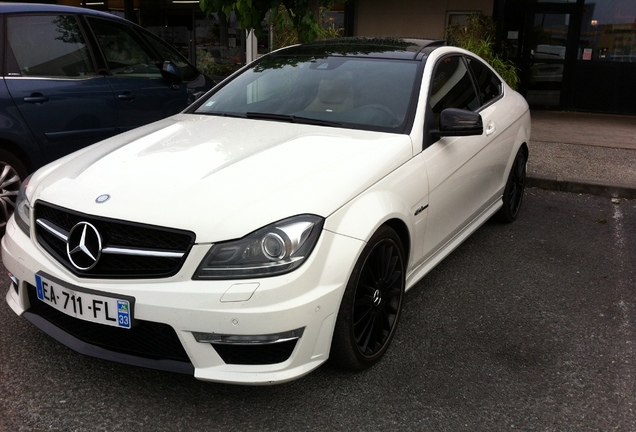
<box><xmin>4</xmin><ymin>13</ymin><xmax>118</xmax><ymax>162</ymax></box>
<box><xmin>86</xmin><ymin>17</ymin><xmax>188</xmax><ymax>133</ymax></box>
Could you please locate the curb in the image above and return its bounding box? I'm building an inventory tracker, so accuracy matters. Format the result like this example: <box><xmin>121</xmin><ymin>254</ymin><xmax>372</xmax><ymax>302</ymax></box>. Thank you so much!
<box><xmin>527</xmin><ymin>174</ymin><xmax>636</xmax><ymax>199</ymax></box>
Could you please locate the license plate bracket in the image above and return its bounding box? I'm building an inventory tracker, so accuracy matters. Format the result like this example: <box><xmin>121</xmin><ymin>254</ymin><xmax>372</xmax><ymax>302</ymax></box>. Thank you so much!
<box><xmin>35</xmin><ymin>272</ymin><xmax>135</xmax><ymax>329</ymax></box>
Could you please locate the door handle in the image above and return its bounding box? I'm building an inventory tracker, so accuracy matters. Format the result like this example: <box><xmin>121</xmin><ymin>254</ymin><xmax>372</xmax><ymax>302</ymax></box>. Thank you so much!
<box><xmin>117</xmin><ymin>91</ymin><xmax>135</xmax><ymax>101</ymax></box>
<box><xmin>485</xmin><ymin>121</ymin><xmax>496</xmax><ymax>136</ymax></box>
<box><xmin>24</xmin><ymin>94</ymin><xmax>49</xmax><ymax>104</ymax></box>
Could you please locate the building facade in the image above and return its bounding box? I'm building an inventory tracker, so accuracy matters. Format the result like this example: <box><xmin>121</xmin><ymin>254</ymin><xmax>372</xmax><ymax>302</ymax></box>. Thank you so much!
<box><xmin>495</xmin><ymin>0</ymin><xmax>636</xmax><ymax>115</ymax></box>
<box><xmin>43</xmin><ymin>0</ymin><xmax>636</xmax><ymax>115</ymax></box>
<box><xmin>352</xmin><ymin>0</ymin><xmax>635</xmax><ymax>115</ymax></box>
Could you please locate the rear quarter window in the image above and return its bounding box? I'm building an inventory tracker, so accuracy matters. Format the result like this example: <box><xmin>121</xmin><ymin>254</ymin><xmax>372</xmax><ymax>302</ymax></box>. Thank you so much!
<box><xmin>466</xmin><ymin>57</ymin><xmax>502</xmax><ymax>107</ymax></box>
<box><xmin>429</xmin><ymin>55</ymin><xmax>480</xmax><ymax>114</ymax></box>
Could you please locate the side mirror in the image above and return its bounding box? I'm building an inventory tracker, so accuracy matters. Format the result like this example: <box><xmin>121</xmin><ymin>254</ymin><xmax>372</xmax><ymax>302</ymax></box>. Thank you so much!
<box><xmin>161</xmin><ymin>60</ymin><xmax>183</xmax><ymax>84</ymax></box>
<box><xmin>432</xmin><ymin>108</ymin><xmax>483</xmax><ymax>138</ymax></box>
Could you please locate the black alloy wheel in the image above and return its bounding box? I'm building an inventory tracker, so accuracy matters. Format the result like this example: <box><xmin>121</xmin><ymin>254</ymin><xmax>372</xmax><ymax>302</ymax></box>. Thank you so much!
<box><xmin>330</xmin><ymin>225</ymin><xmax>405</xmax><ymax>371</ymax></box>
<box><xmin>497</xmin><ymin>147</ymin><xmax>527</xmax><ymax>223</ymax></box>
<box><xmin>0</xmin><ymin>150</ymin><xmax>26</xmax><ymax>236</ymax></box>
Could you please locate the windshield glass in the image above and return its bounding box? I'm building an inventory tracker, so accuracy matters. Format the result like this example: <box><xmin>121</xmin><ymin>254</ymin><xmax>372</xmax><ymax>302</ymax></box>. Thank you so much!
<box><xmin>193</xmin><ymin>55</ymin><xmax>420</xmax><ymax>132</ymax></box>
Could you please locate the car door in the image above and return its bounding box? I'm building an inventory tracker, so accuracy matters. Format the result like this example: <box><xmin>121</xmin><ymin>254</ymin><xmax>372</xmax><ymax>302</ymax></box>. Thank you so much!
<box><xmin>3</xmin><ymin>13</ymin><xmax>118</xmax><ymax>162</ymax></box>
<box><xmin>421</xmin><ymin>54</ymin><xmax>502</xmax><ymax>258</ymax></box>
<box><xmin>86</xmin><ymin>17</ymin><xmax>189</xmax><ymax>132</ymax></box>
<box><xmin>465</xmin><ymin>55</ymin><xmax>514</xmax><ymax>195</ymax></box>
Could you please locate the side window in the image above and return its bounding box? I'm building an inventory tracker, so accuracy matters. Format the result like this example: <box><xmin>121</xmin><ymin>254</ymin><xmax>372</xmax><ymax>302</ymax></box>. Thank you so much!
<box><xmin>6</xmin><ymin>15</ymin><xmax>95</xmax><ymax>78</ymax></box>
<box><xmin>139</xmin><ymin>32</ymin><xmax>199</xmax><ymax>82</ymax></box>
<box><xmin>466</xmin><ymin>57</ymin><xmax>502</xmax><ymax>107</ymax></box>
<box><xmin>429</xmin><ymin>55</ymin><xmax>479</xmax><ymax>115</ymax></box>
<box><xmin>87</xmin><ymin>17</ymin><xmax>161</xmax><ymax>78</ymax></box>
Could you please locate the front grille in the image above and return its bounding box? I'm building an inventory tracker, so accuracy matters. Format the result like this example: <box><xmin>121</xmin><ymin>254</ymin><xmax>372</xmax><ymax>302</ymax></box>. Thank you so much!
<box><xmin>212</xmin><ymin>341</ymin><xmax>298</xmax><ymax>365</ymax></box>
<box><xmin>35</xmin><ymin>201</ymin><xmax>195</xmax><ymax>279</ymax></box>
<box><xmin>26</xmin><ymin>283</ymin><xmax>191</xmax><ymax>364</ymax></box>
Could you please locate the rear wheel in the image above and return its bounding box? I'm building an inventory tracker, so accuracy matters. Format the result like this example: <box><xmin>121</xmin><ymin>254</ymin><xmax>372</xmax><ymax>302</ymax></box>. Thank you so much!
<box><xmin>0</xmin><ymin>149</ymin><xmax>27</xmax><ymax>236</ymax></box>
<box><xmin>497</xmin><ymin>147</ymin><xmax>527</xmax><ymax>223</ymax></box>
<box><xmin>330</xmin><ymin>226</ymin><xmax>405</xmax><ymax>371</ymax></box>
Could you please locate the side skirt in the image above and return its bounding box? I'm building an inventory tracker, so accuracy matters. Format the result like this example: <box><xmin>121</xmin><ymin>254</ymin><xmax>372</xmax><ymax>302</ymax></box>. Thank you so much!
<box><xmin>405</xmin><ymin>197</ymin><xmax>503</xmax><ymax>291</ymax></box>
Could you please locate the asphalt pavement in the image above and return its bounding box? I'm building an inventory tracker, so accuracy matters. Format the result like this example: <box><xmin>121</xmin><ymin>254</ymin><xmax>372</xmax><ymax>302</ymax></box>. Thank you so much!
<box><xmin>527</xmin><ymin>110</ymin><xmax>636</xmax><ymax>199</ymax></box>
<box><xmin>2</xmin><ymin>189</ymin><xmax>634</xmax><ymax>431</ymax></box>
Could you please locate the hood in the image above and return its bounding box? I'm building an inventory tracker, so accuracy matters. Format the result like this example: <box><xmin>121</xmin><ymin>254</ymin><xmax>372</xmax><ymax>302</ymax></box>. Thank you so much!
<box><xmin>30</xmin><ymin>115</ymin><xmax>413</xmax><ymax>242</ymax></box>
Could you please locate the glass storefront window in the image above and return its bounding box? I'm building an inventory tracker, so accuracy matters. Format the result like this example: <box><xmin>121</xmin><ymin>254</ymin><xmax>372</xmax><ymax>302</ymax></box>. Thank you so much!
<box><xmin>194</xmin><ymin>13</ymin><xmax>246</xmax><ymax>77</ymax></box>
<box><xmin>579</xmin><ymin>1</ymin><xmax>636</xmax><ymax>62</ymax></box>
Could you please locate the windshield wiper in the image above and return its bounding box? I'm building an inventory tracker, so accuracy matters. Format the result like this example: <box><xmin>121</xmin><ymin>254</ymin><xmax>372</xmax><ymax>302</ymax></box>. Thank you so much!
<box><xmin>218</xmin><ymin>112</ymin><xmax>247</xmax><ymax>119</ymax></box>
<box><xmin>194</xmin><ymin>111</ymin><xmax>247</xmax><ymax>119</ymax></box>
<box><xmin>245</xmin><ymin>112</ymin><xmax>342</xmax><ymax>127</ymax></box>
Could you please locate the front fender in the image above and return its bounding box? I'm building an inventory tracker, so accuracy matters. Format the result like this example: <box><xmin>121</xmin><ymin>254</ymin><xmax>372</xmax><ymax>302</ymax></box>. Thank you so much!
<box><xmin>504</xmin><ymin>107</ymin><xmax>531</xmax><ymax>179</ymax></box>
<box><xmin>324</xmin><ymin>190</ymin><xmax>416</xmax><ymax>242</ymax></box>
<box><xmin>323</xmin><ymin>153</ymin><xmax>430</xmax><ymax>266</ymax></box>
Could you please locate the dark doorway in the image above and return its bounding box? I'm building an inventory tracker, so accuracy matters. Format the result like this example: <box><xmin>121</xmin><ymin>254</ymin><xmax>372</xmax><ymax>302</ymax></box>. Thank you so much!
<box><xmin>498</xmin><ymin>0</ymin><xmax>635</xmax><ymax>115</ymax></box>
<box><xmin>520</xmin><ymin>2</ymin><xmax>581</xmax><ymax>109</ymax></box>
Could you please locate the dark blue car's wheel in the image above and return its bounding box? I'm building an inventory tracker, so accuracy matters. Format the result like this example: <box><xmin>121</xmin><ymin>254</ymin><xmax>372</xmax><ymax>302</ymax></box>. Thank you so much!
<box><xmin>0</xmin><ymin>150</ymin><xmax>26</xmax><ymax>236</ymax></box>
<box><xmin>330</xmin><ymin>225</ymin><xmax>405</xmax><ymax>370</ymax></box>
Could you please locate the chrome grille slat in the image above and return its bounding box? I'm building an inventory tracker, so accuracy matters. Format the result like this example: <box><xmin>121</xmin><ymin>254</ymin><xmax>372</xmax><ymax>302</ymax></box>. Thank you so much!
<box><xmin>37</xmin><ymin>217</ymin><xmax>185</xmax><ymax>259</ymax></box>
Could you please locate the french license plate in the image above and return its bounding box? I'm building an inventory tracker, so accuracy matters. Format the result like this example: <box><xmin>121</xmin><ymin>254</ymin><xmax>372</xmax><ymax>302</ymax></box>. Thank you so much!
<box><xmin>35</xmin><ymin>273</ymin><xmax>133</xmax><ymax>329</ymax></box>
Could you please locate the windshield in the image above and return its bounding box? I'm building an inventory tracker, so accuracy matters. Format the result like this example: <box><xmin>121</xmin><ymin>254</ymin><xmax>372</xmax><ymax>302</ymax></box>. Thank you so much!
<box><xmin>193</xmin><ymin>55</ymin><xmax>420</xmax><ymax>132</ymax></box>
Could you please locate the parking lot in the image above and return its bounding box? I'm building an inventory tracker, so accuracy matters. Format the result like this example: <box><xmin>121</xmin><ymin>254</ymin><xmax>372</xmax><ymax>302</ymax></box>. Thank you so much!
<box><xmin>1</xmin><ymin>188</ymin><xmax>635</xmax><ymax>431</ymax></box>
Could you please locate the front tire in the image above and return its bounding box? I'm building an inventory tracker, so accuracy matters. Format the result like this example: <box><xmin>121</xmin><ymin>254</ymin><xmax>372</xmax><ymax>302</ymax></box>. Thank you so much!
<box><xmin>330</xmin><ymin>226</ymin><xmax>406</xmax><ymax>371</ymax></box>
<box><xmin>0</xmin><ymin>149</ymin><xmax>27</xmax><ymax>236</ymax></box>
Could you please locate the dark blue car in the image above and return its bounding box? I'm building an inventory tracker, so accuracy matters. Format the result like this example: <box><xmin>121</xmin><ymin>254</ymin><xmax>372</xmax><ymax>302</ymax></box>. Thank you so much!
<box><xmin>0</xmin><ymin>3</ymin><xmax>214</xmax><ymax>234</ymax></box>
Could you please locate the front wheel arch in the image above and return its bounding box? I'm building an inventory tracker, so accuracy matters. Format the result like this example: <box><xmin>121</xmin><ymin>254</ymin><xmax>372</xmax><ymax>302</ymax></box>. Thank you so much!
<box><xmin>497</xmin><ymin>144</ymin><xmax>528</xmax><ymax>223</ymax></box>
<box><xmin>329</xmin><ymin>224</ymin><xmax>406</xmax><ymax>371</ymax></box>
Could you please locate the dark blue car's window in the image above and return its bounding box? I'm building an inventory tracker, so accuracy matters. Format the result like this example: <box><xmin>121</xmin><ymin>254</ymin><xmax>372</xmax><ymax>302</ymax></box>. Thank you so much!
<box><xmin>6</xmin><ymin>15</ymin><xmax>95</xmax><ymax>78</ymax></box>
<box><xmin>87</xmin><ymin>17</ymin><xmax>198</xmax><ymax>82</ymax></box>
<box><xmin>87</xmin><ymin>17</ymin><xmax>162</xmax><ymax>78</ymax></box>
<box><xmin>139</xmin><ymin>31</ymin><xmax>199</xmax><ymax>82</ymax></box>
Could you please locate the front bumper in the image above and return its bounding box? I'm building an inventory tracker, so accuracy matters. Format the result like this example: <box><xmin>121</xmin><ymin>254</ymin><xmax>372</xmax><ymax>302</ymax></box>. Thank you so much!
<box><xmin>2</xmin><ymin>217</ymin><xmax>363</xmax><ymax>385</ymax></box>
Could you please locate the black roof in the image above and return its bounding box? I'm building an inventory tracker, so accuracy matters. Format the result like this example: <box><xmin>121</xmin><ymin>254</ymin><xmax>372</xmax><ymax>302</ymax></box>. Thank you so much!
<box><xmin>279</xmin><ymin>37</ymin><xmax>445</xmax><ymax>60</ymax></box>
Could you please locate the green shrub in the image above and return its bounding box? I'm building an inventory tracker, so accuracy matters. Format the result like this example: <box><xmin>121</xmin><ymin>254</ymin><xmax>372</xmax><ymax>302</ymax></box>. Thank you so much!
<box><xmin>446</xmin><ymin>14</ymin><xmax>519</xmax><ymax>90</ymax></box>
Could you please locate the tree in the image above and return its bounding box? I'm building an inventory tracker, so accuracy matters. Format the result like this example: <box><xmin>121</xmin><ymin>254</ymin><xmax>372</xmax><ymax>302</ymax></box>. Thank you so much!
<box><xmin>199</xmin><ymin>0</ymin><xmax>334</xmax><ymax>43</ymax></box>
<box><xmin>269</xmin><ymin>3</ymin><xmax>342</xmax><ymax>49</ymax></box>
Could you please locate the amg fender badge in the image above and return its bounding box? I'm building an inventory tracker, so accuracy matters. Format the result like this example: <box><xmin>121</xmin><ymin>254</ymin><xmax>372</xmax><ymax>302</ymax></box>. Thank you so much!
<box><xmin>414</xmin><ymin>205</ymin><xmax>428</xmax><ymax>216</ymax></box>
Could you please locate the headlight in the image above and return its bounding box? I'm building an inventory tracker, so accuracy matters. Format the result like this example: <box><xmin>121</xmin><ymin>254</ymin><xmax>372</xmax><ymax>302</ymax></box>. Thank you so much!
<box><xmin>194</xmin><ymin>214</ymin><xmax>324</xmax><ymax>280</ymax></box>
<box><xmin>14</xmin><ymin>174</ymin><xmax>32</xmax><ymax>236</ymax></box>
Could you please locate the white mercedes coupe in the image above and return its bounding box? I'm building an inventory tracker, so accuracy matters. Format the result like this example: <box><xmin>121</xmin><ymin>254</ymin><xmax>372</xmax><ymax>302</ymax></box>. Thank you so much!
<box><xmin>2</xmin><ymin>38</ymin><xmax>530</xmax><ymax>384</ymax></box>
